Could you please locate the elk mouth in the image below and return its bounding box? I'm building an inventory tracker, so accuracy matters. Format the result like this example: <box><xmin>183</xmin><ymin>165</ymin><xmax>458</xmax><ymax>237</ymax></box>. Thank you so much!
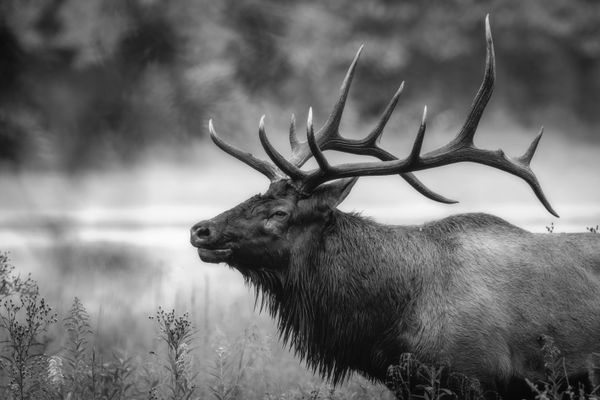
<box><xmin>197</xmin><ymin>247</ymin><xmax>233</xmax><ymax>263</ymax></box>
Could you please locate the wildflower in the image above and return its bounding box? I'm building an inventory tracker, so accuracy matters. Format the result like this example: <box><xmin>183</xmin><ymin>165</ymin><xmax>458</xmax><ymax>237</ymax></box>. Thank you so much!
<box><xmin>47</xmin><ymin>356</ymin><xmax>64</xmax><ymax>386</ymax></box>
<box><xmin>216</xmin><ymin>345</ymin><xmax>227</xmax><ymax>359</ymax></box>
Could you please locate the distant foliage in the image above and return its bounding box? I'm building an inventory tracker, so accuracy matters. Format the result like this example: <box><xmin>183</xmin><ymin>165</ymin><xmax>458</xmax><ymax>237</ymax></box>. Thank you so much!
<box><xmin>1</xmin><ymin>0</ymin><xmax>599</xmax><ymax>168</ymax></box>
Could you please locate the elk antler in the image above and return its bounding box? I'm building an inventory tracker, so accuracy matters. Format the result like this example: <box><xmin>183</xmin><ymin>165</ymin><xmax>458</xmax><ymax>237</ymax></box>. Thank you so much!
<box><xmin>210</xmin><ymin>15</ymin><xmax>557</xmax><ymax>217</ymax></box>
<box><xmin>209</xmin><ymin>119</ymin><xmax>284</xmax><ymax>182</ymax></box>
<box><xmin>210</xmin><ymin>45</ymin><xmax>454</xmax><ymax>204</ymax></box>
<box><xmin>258</xmin><ymin>15</ymin><xmax>558</xmax><ymax>217</ymax></box>
<box><xmin>285</xmin><ymin>47</ymin><xmax>456</xmax><ymax>204</ymax></box>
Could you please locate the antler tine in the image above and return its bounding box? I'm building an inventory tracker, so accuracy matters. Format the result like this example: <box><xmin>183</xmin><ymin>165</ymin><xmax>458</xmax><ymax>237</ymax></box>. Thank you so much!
<box><xmin>289</xmin><ymin>46</ymin><xmax>364</xmax><ymax>167</ymax></box>
<box><xmin>317</xmin><ymin>44</ymin><xmax>364</xmax><ymax>140</ymax></box>
<box><xmin>258</xmin><ymin>116</ymin><xmax>308</xmax><ymax>181</ymax></box>
<box><xmin>517</xmin><ymin>127</ymin><xmax>543</xmax><ymax>166</ymax></box>
<box><xmin>451</xmin><ymin>14</ymin><xmax>495</xmax><ymax>148</ymax></box>
<box><xmin>407</xmin><ymin>106</ymin><xmax>427</xmax><ymax>163</ymax></box>
<box><xmin>363</xmin><ymin>82</ymin><xmax>405</xmax><ymax>146</ymax></box>
<box><xmin>425</xmin><ymin>133</ymin><xmax>558</xmax><ymax>217</ymax></box>
<box><xmin>289</xmin><ymin>114</ymin><xmax>299</xmax><ymax>152</ymax></box>
<box><xmin>500</xmin><ymin>133</ymin><xmax>557</xmax><ymax>217</ymax></box>
<box><xmin>209</xmin><ymin>119</ymin><xmax>282</xmax><ymax>182</ymax></box>
<box><xmin>510</xmin><ymin>127</ymin><xmax>556</xmax><ymax>215</ymax></box>
<box><xmin>307</xmin><ymin>107</ymin><xmax>331</xmax><ymax>173</ymax></box>
<box><xmin>403</xmin><ymin>174</ymin><xmax>458</xmax><ymax>204</ymax></box>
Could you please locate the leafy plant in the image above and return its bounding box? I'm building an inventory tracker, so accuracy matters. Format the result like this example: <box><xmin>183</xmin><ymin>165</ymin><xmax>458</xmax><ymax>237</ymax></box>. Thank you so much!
<box><xmin>149</xmin><ymin>307</ymin><xmax>198</xmax><ymax>400</ymax></box>
<box><xmin>386</xmin><ymin>353</ymin><xmax>482</xmax><ymax>400</ymax></box>
<box><xmin>0</xmin><ymin>254</ymin><xmax>37</xmax><ymax>300</ymax></box>
<box><xmin>525</xmin><ymin>334</ymin><xmax>596</xmax><ymax>400</ymax></box>
<box><xmin>0</xmin><ymin>254</ymin><xmax>57</xmax><ymax>400</ymax></box>
<box><xmin>62</xmin><ymin>297</ymin><xmax>92</xmax><ymax>398</ymax></box>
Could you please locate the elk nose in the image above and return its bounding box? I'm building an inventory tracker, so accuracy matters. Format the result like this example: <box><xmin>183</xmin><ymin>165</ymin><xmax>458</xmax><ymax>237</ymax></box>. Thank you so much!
<box><xmin>190</xmin><ymin>221</ymin><xmax>214</xmax><ymax>246</ymax></box>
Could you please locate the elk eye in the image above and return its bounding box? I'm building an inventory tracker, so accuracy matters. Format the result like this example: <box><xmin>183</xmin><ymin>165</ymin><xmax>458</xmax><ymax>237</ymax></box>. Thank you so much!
<box><xmin>270</xmin><ymin>210</ymin><xmax>288</xmax><ymax>219</ymax></box>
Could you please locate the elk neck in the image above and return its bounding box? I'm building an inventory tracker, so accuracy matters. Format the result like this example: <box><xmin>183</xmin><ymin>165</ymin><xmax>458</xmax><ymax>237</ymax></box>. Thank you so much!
<box><xmin>247</xmin><ymin>209</ymin><xmax>444</xmax><ymax>383</ymax></box>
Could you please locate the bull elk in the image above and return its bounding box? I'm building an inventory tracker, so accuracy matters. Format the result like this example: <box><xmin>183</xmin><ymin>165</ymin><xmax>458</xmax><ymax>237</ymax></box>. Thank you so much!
<box><xmin>190</xmin><ymin>16</ymin><xmax>600</xmax><ymax>398</ymax></box>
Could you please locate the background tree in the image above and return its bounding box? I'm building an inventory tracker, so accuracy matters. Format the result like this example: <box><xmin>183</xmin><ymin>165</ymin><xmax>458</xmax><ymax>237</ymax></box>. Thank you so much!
<box><xmin>1</xmin><ymin>0</ymin><xmax>599</xmax><ymax>169</ymax></box>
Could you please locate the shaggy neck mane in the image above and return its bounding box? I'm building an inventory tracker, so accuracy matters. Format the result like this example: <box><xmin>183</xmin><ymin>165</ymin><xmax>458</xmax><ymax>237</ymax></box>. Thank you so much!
<box><xmin>240</xmin><ymin>210</ymin><xmax>418</xmax><ymax>384</ymax></box>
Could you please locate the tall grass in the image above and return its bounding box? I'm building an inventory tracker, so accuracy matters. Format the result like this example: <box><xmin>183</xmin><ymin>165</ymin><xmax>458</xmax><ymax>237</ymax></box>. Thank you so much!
<box><xmin>1</xmin><ymin>252</ymin><xmax>599</xmax><ymax>400</ymax></box>
<box><xmin>148</xmin><ymin>307</ymin><xmax>198</xmax><ymax>399</ymax></box>
<box><xmin>0</xmin><ymin>254</ymin><xmax>393</xmax><ymax>399</ymax></box>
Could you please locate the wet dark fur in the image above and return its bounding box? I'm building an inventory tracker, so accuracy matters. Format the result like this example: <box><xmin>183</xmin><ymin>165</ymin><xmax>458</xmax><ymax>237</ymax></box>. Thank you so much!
<box><xmin>194</xmin><ymin>181</ymin><xmax>600</xmax><ymax>395</ymax></box>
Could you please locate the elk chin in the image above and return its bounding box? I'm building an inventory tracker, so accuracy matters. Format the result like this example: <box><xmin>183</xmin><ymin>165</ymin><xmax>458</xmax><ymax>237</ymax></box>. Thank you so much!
<box><xmin>197</xmin><ymin>248</ymin><xmax>233</xmax><ymax>263</ymax></box>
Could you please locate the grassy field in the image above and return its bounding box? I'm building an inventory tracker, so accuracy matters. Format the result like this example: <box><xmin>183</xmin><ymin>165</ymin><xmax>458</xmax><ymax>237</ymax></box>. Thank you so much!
<box><xmin>0</xmin><ymin>249</ymin><xmax>400</xmax><ymax>400</ymax></box>
<box><xmin>1</xmin><ymin>218</ymin><xmax>599</xmax><ymax>400</ymax></box>
<box><xmin>1</xmin><ymin>235</ymin><xmax>599</xmax><ymax>399</ymax></box>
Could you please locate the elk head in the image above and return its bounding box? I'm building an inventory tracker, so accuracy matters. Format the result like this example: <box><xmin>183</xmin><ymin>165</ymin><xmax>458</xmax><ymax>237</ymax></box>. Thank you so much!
<box><xmin>191</xmin><ymin>16</ymin><xmax>557</xmax><ymax>274</ymax></box>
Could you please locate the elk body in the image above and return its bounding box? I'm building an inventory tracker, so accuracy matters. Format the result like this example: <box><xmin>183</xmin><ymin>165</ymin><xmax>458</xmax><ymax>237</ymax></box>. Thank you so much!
<box><xmin>190</xmin><ymin>17</ymin><xmax>600</xmax><ymax>397</ymax></box>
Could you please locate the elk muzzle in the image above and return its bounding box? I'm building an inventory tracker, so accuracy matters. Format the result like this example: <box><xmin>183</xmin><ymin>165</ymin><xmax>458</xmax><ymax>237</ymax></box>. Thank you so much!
<box><xmin>190</xmin><ymin>220</ymin><xmax>233</xmax><ymax>263</ymax></box>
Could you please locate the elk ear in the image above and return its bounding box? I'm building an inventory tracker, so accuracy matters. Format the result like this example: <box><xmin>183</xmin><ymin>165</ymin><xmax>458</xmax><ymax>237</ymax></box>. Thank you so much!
<box><xmin>312</xmin><ymin>177</ymin><xmax>358</xmax><ymax>208</ymax></box>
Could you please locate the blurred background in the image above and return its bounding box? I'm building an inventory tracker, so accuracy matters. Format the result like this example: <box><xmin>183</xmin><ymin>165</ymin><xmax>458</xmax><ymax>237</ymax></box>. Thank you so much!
<box><xmin>0</xmin><ymin>0</ymin><xmax>599</xmax><ymax>395</ymax></box>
